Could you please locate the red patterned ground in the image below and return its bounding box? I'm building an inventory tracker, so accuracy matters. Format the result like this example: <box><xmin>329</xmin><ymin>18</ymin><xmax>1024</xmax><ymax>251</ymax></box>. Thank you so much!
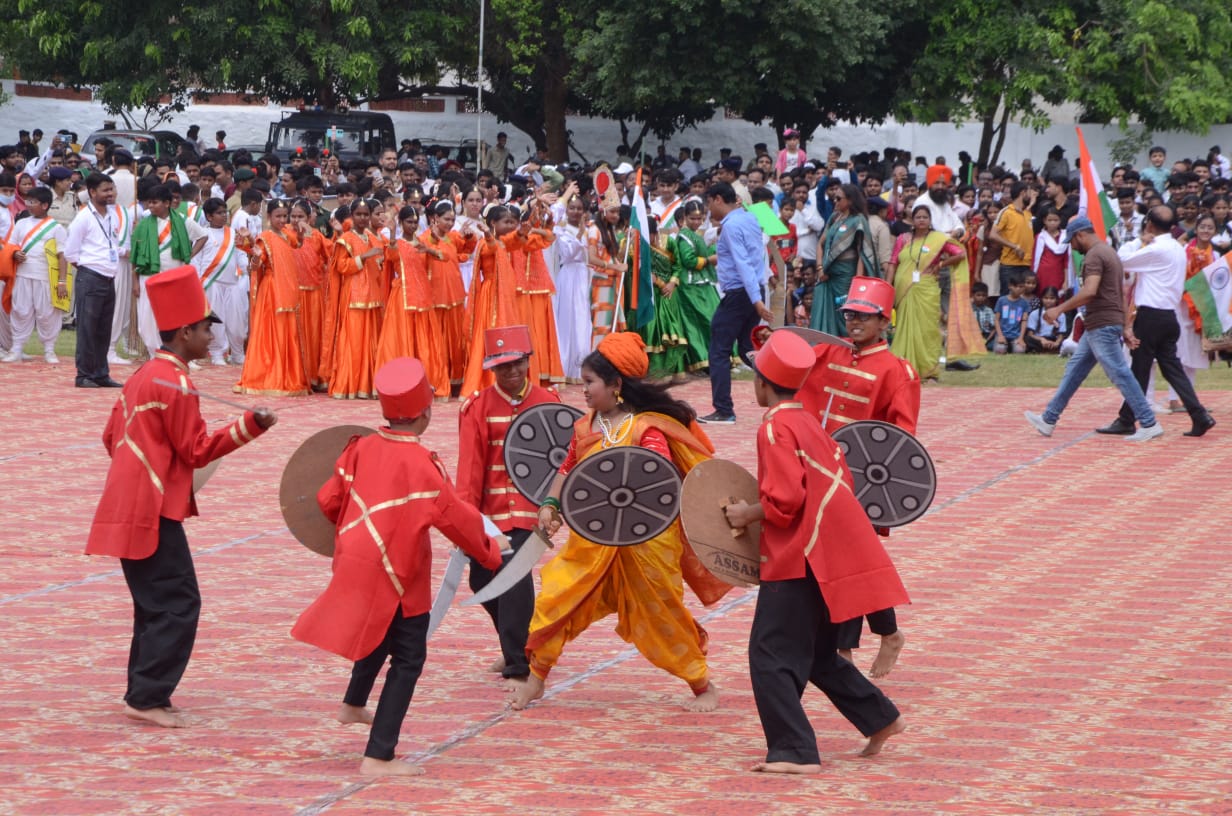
<box><xmin>2</xmin><ymin>359</ymin><xmax>1230</xmax><ymax>815</ymax></box>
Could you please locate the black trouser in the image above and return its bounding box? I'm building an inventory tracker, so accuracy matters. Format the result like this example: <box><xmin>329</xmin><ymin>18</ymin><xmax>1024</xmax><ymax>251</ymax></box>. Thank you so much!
<box><xmin>834</xmin><ymin>607</ymin><xmax>898</xmax><ymax>651</ymax></box>
<box><xmin>345</xmin><ymin>608</ymin><xmax>429</xmax><ymax>761</ymax></box>
<box><xmin>1117</xmin><ymin>305</ymin><xmax>1207</xmax><ymax>423</ymax></box>
<box><xmin>74</xmin><ymin>266</ymin><xmax>116</xmax><ymax>384</ymax></box>
<box><xmin>1024</xmin><ymin>334</ymin><xmax>1060</xmax><ymax>353</ymax></box>
<box><xmin>708</xmin><ymin>288</ymin><xmax>760</xmax><ymax>416</ymax></box>
<box><xmin>749</xmin><ymin>565</ymin><xmax>900</xmax><ymax>765</ymax></box>
<box><xmin>467</xmin><ymin>527</ymin><xmax>533</xmax><ymax>678</ymax></box>
<box><xmin>119</xmin><ymin>517</ymin><xmax>201</xmax><ymax>710</ymax></box>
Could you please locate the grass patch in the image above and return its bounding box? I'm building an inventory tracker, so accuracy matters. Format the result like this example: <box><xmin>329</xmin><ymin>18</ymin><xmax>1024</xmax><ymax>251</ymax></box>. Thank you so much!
<box><xmin>938</xmin><ymin>352</ymin><xmax>1232</xmax><ymax>389</ymax></box>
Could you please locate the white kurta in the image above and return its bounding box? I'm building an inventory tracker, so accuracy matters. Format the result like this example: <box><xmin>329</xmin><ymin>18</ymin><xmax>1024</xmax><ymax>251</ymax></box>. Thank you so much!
<box><xmin>553</xmin><ymin>222</ymin><xmax>592</xmax><ymax>380</ymax></box>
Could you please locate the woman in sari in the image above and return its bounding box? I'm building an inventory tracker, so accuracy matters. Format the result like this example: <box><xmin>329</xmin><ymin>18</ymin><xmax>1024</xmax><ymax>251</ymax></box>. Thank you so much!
<box><xmin>811</xmin><ymin>184</ymin><xmax>878</xmax><ymax>337</ymax></box>
<box><xmin>236</xmin><ymin>199</ymin><xmax>310</xmax><ymax>396</ymax></box>
<box><xmin>288</xmin><ymin>198</ymin><xmax>329</xmax><ymax>391</ymax></box>
<box><xmin>553</xmin><ymin>192</ymin><xmax>592</xmax><ymax>382</ymax></box>
<box><xmin>460</xmin><ymin>205</ymin><xmax>520</xmax><ymax>397</ymax></box>
<box><xmin>375</xmin><ymin>205</ymin><xmax>436</xmax><ymax>377</ymax></box>
<box><xmin>588</xmin><ymin>204</ymin><xmax>629</xmax><ymax>346</ymax></box>
<box><xmin>888</xmin><ymin>205</ymin><xmax>968</xmax><ymax>381</ymax></box>
<box><xmin>420</xmin><ymin>199</ymin><xmax>476</xmax><ymax>397</ymax></box>
<box><xmin>506</xmin><ymin>198</ymin><xmax>564</xmax><ymax>386</ymax></box>
<box><xmin>319</xmin><ymin>199</ymin><xmax>386</xmax><ymax>399</ymax></box>
<box><xmin>510</xmin><ymin>332</ymin><xmax>729</xmax><ymax>714</ymax></box>
<box><xmin>672</xmin><ymin>201</ymin><xmax>719</xmax><ymax>372</ymax></box>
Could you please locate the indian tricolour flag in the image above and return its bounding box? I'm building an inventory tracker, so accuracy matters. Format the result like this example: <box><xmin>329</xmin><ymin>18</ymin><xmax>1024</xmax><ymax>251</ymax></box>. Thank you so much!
<box><xmin>1075</xmin><ymin>127</ymin><xmax>1116</xmax><ymax>238</ymax></box>
<box><xmin>625</xmin><ymin>170</ymin><xmax>655</xmax><ymax>330</ymax></box>
<box><xmin>1185</xmin><ymin>251</ymin><xmax>1232</xmax><ymax>338</ymax></box>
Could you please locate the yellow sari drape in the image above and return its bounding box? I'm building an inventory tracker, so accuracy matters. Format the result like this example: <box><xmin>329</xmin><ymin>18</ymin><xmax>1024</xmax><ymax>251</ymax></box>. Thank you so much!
<box><xmin>526</xmin><ymin>413</ymin><xmax>729</xmax><ymax>691</ymax></box>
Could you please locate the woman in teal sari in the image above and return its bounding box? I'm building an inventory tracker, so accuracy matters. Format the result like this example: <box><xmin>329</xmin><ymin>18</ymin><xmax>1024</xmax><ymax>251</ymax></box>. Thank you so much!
<box><xmin>811</xmin><ymin>184</ymin><xmax>878</xmax><ymax>336</ymax></box>
<box><xmin>672</xmin><ymin>201</ymin><xmax>719</xmax><ymax>371</ymax></box>
<box><xmin>888</xmin><ymin>205</ymin><xmax>968</xmax><ymax>380</ymax></box>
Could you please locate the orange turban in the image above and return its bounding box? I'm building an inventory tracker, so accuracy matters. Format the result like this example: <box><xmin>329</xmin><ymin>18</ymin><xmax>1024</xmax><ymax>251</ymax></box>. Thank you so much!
<box><xmin>597</xmin><ymin>332</ymin><xmax>649</xmax><ymax>379</ymax></box>
<box><xmin>925</xmin><ymin>164</ymin><xmax>953</xmax><ymax>188</ymax></box>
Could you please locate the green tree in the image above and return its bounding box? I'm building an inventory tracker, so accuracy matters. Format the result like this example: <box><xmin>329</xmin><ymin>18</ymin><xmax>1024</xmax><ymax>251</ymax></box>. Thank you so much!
<box><xmin>1067</xmin><ymin>0</ymin><xmax>1232</xmax><ymax>131</ymax></box>
<box><xmin>894</xmin><ymin>0</ymin><xmax>1076</xmax><ymax>168</ymax></box>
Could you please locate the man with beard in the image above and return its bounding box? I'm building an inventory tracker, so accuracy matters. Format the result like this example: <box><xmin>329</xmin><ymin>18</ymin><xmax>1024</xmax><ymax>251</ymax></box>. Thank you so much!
<box><xmin>1033</xmin><ymin>175</ymin><xmax>1077</xmax><ymax>234</ymax></box>
<box><xmin>918</xmin><ymin>165</ymin><xmax>963</xmax><ymax>239</ymax></box>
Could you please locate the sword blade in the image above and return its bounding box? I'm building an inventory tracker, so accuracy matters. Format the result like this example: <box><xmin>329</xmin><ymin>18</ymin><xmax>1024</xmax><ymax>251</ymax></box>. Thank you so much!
<box><xmin>153</xmin><ymin>378</ymin><xmax>261</xmax><ymax>414</ymax></box>
<box><xmin>460</xmin><ymin>528</ymin><xmax>550</xmax><ymax>607</ymax></box>
<box><xmin>426</xmin><ymin>547</ymin><xmax>469</xmax><ymax>639</ymax></box>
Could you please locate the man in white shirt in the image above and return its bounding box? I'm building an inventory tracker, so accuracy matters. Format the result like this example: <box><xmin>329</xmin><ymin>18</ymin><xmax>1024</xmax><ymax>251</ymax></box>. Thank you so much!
<box><xmin>1100</xmin><ymin>206</ymin><xmax>1215</xmax><ymax>437</ymax></box>
<box><xmin>64</xmin><ymin>173</ymin><xmax>123</xmax><ymax>387</ymax></box>
<box><xmin>919</xmin><ymin>165</ymin><xmax>964</xmax><ymax>238</ymax></box>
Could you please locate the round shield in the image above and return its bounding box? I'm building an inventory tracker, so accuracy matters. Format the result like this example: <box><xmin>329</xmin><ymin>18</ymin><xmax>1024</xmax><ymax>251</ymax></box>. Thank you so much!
<box><xmin>280</xmin><ymin>425</ymin><xmax>376</xmax><ymax>556</ymax></box>
<box><xmin>560</xmin><ymin>446</ymin><xmax>681</xmax><ymax>546</ymax></box>
<box><xmin>680</xmin><ymin>459</ymin><xmax>761</xmax><ymax>587</ymax></box>
<box><xmin>779</xmin><ymin>325</ymin><xmax>855</xmax><ymax>351</ymax></box>
<box><xmin>505</xmin><ymin>403</ymin><xmax>584</xmax><ymax>504</ymax></box>
<box><xmin>192</xmin><ymin>459</ymin><xmax>221</xmax><ymax>493</ymax></box>
<box><xmin>831</xmin><ymin>420</ymin><xmax>936</xmax><ymax>527</ymax></box>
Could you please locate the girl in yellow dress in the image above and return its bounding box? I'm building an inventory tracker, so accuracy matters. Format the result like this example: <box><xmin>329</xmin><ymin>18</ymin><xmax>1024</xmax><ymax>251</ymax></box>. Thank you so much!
<box><xmin>510</xmin><ymin>331</ymin><xmax>730</xmax><ymax>712</ymax></box>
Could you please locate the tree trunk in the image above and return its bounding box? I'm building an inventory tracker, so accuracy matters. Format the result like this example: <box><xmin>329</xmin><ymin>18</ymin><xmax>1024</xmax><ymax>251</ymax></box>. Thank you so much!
<box><xmin>542</xmin><ymin>69</ymin><xmax>569</xmax><ymax>160</ymax></box>
<box><xmin>990</xmin><ymin>103</ymin><xmax>1011</xmax><ymax>168</ymax></box>
<box><xmin>977</xmin><ymin>109</ymin><xmax>996</xmax><ymax>169</ymax></box>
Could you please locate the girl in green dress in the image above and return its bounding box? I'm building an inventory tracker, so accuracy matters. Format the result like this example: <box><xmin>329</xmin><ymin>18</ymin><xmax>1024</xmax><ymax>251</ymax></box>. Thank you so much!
<box><xmin>672</xmin><ymin>201</ymin><xmax>719</xmax><ymax>371</ymax></box>
<box><xmin>641</xmin><ymin>218</ymin><xmax>690</xmax><ymax>380</ymax></box>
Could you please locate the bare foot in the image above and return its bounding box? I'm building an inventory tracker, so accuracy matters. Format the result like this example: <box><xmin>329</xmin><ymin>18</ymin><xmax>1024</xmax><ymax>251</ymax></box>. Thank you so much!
<box><xmin>358</xmin><ymin>756</ymin><xmax>425</xmax><ymax>778</ymax></box>
<box><xmin>869</xmin><ymin>631</ymin><xmax>906</xmax><ymax>678</ymax></box>
<box><xmin>488</xmin><ymin>657</ymin><xmax>506</xmax><ymax>673</ymax></box>
<box><xmin>509</xmin><ymin>675</ymin><xmax>544</xmax><ymax>710</ymax></box>
<box><xmin>682</xmin><ymin>683</ymin><xmax>720</xmax><ymax>712</ymax></box>
<box><xmin>124</xmin><ymin>704</ymin><xmax>187</xmax><ymax>728</ymax></box>
<box><xmin>837</xmin><ymin>648</ymin><xmax>854</xmax><ymax>664</ymax></box>
<box><xmin>504</xmin><ymin>676</ymin><xmax>531</xmax><ymax>693</ymax></box>
<box><xmin>752</xmin><ymin>761</ymin><xmax>822</xmax><ymax>774</ymax></box>
<box><xmin>164</xmin><ymin>704</ymin><xmax>181</xmax><ymax>713</ymax></box>
<box><xmin>337</xmin><ymin>704</ymin><xmax>374</xmax><ymax>725</ymax></box>
<box><xmin>861</xmin><ymin>716</ymin><xmax>906</xmax><ymax>756</ymax></box>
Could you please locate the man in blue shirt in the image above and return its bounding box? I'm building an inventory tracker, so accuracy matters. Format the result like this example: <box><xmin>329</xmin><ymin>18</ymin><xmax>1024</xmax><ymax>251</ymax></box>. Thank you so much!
<box><xmin>701</xmin><ymin>182</ymin><xmax>774</xmax><ymax>423</ymax></box>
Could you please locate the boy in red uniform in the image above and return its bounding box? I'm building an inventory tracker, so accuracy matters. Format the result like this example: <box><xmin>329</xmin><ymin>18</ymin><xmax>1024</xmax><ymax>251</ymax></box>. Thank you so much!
<box><xmin>456</xmin><ymin>326</ymin><xmax>560</xmax><ymax>682</ymax></box>
<box><xmin>86</xmin><ymin>265</ymin><xmax>277</xmax><ymax>729</ymax></box>
<box><xmin>795</xmin><ymin>275</ymin><xmax>919</xmax><ymax>676</ymax></box>
<box><xmin>292</xmin><ymin>357</ymin><xmax>503</xmax><ymax>778</ymax></box>
<box><xmin>724</xmin><ymin>330</ymin><xmax>908</xmax><ymax>773</ymax></box>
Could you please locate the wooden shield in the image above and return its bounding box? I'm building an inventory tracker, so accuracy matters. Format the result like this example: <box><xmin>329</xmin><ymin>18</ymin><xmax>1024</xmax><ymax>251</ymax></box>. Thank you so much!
<box><xmin>280</xmin><ymin>425</ymin><xmax>376</xmax><ymax>556</ymax></box>
<box><xmin>831</xmin><ymin>420</ymin><xmax>936</xmax><ymax>527</ymax></box>
<box><xmin>560</xmin><ymin>446</ymin><xmax>680</xmax><ymax>546</ymax></box>
<box><xmin>779</xmin><ymin>326</ymin><xmax>855</xmax><ymax>351</ymax></box>
<box><xmin>192</xmin><ymin>459</ymin><xmax>221</xmax><ymax>493</ymax></box>
<box><xmin>505</xmin><ymin>403</ymin><xmax>584</xmax><ymax>504</ymax></box>
<box><xmin>680</xmin><ymin>459</ymin><xmax>761</xmax><ymax>587</ymax></box>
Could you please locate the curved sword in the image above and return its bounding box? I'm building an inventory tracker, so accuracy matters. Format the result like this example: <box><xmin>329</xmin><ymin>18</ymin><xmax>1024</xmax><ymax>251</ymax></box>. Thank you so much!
<box><xmin>461</xmin><ymin>526</ymin><xmax>552</xmax><ymax>607</ymax></box>
<box><xmin>426</xmin><ymin>515</ymin><xmax>511</xmax><ymax>639</ymax></box>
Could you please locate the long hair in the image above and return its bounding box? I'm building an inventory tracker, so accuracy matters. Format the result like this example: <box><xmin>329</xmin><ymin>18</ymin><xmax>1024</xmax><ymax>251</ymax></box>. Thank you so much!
<box><xmin>840</xmin><ymin>183</ymin><xmax>869</xmax><ymax>218</ymax></box>
<box><xmin>581</xmin><ymin>350</ymin><xmax>696</xmax><ymax>427</ymax></box>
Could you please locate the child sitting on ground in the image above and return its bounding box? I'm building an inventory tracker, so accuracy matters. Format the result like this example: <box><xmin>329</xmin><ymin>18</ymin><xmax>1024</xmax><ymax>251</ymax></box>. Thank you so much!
<box><xmin>1024</xmin><ymin>286</ymin><xmax>1067</xmax><ymax>353</ymax></box>
<box><xmin>971</xmin><ymin>281</ymin><xmax>997</xmax><ymax>351</ymax></box>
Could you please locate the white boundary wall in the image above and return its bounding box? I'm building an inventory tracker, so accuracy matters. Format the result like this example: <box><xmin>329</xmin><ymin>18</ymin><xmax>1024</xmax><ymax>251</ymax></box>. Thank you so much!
<box><xmin>5</xmin><ymin>80</ymin><xmax>1231</xmax><ymax>173</ymax></box>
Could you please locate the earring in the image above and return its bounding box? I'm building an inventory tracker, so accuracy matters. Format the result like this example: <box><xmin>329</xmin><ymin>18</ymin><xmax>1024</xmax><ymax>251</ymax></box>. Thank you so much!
<box><xmin>615</xmin><ymin>389</ymin><xmax>622</xmax><ymax>404</ymax></box>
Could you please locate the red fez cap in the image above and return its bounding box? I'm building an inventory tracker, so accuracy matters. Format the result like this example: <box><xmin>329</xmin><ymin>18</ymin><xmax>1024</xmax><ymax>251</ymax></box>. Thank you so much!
<box><xmin>144</xmin><ymin>265</ymin><xmax>221</xmax><ymax>332</ymax></box>
<box><xmin>375</xmin><ymin>357</ymin><xmax>433</xmax><ymax>421</ymax></box>
<box><xmin>925</xmin><ymin>164</ymin><xmax>953</xmax><ymax>188</ymax></box>
<box><xmin>753</xmin><ymin>330</ymin><xmax>815</xmax><ymax>391</ymax></box>
<box><xmin>483</xmin><ymin>325</ymin><xmax>533</xmax><ymax>369</ymax></box>
<box><xmin>842</xmin><ymin>276</ymin><xmax>895</xmax><ymax>316</ymax></box>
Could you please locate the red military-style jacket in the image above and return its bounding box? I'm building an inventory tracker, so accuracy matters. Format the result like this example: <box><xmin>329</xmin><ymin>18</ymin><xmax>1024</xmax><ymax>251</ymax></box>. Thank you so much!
<box><xmin>797</xmin><ymin>340</ymin><xmax>921</xmax><ymax>435</ymax></box>
<box><xmin>86</xmin><ymin>350</ymin><xmax>267</xmax><ymax>560</ymax></box>
<box><xmin>456</xmin><ymin>381</ymin><xmax>560</xmax><ymax>533</ymax></box>
<box><xmin>755</xmin><ymin>403</ymin><xmax>909</xmax><ymax>623</ymax></box>
<box><xmin>292</xmin><ymin>428</ymin><xmax>502</xmax><ymax>661</ymax></box>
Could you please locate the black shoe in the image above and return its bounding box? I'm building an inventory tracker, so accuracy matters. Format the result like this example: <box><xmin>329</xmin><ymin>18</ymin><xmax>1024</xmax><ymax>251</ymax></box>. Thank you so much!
<box><xmin>96</xmin><ymin>377</ymin><xmax>123</xmax><ymax>388</ymax></box>
<box><xmin>945</xmin><ymin>360</ymin><xmax>980</xmax><ymax>371</ymax></box>
<box><xmin>697</xmin><ymin>411</ymin><xmax>736</xmax><ymax>424</ymax></box>
<box><xmin>1095</xmin><ymin>420</ymin><xmax>1135</xmax><ymax>435</ymax></box>
<box><xmin>1183</xmin><ymin>412</ymin><xmax>1216</xmax><ymax>437</ymax></box>
<box><xmin>75</xmin><ymin>378</ymin><xmax>101</xmax><ymax>388</ymax></box>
